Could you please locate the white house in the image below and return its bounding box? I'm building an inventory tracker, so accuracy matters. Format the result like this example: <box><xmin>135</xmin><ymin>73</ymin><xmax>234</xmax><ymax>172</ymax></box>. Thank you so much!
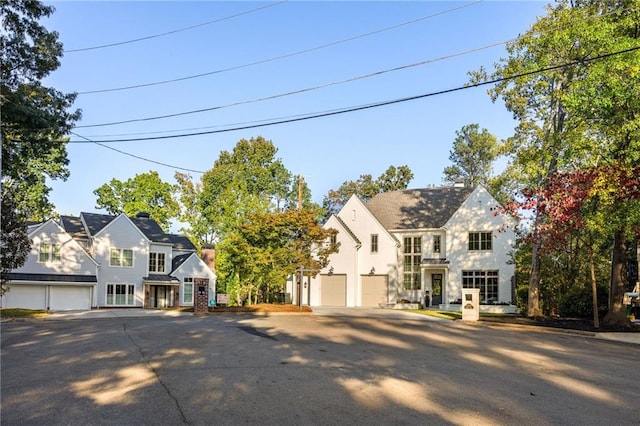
<box><xmin>305</xmin><ymin>186</ymin><xmax>517</xmax><ymax>309</ymax></box>
<box><xmin>1</xmin><ymin>212</ymin><xmax>216</xmax><ymax>311</ymax></box>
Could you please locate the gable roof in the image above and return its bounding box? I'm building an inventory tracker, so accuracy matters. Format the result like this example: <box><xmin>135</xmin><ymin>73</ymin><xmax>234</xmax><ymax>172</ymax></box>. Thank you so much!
<box><xmin>172</xmin><ymin>253</ymin><xmax>193</xmax><ymax>272</ymax></box>
<box><xmin>80</xmin><ymin>212</ymin><xmax>115</xmax><ymax>236</ymax></box>
<box><xmin>60</xmin><ymin>215</ymin><xmax>89</xmax><ymax>239</ymax></box>
<box><xmin>75</xmin><ymin>212</ymin><xmax>196</xmax><ymax>251</ymax></box>
<box><xmin>365</xmin><ymin>186</ymin><xmax>475</xmax><ymax>230</ymax></box>
<box><xmin>332</xmin><ymin>215</ymin><xmax>361</xmax><ymax>246</ymax></box>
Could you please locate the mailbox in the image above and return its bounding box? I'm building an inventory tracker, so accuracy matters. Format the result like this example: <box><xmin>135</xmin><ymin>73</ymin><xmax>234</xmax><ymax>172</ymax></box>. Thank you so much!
<box><xmin>461</xmin><ymin>288</ymin><xmax>480</xmax><ymax>321</ymax></box>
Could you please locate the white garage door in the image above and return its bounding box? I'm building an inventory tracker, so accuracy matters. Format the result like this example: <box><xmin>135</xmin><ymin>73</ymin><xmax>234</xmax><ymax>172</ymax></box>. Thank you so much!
<box><xmin>50</xmin><ymin>286</ymin><xmax>92</xmax><ymax>311</ymax></box>
<box><xmin>361</xmin><ymin>275</ymin><xmax>388</xmax><ymax>307</ymax></box>
<box><xmin>320</xmin><ymin>274</ymin><xmax>346</xmax><ymax>306</ymax></box>
<box><xmin>2</xmin><ymin>286</ymin><xmax>47</xmax><ymax>309</ymax></box>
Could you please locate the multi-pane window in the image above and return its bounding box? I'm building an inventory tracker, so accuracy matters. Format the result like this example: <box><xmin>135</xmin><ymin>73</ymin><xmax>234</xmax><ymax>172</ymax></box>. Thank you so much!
<box><xmin>403</xmin><ymin>236</ymin><xmax>421</xmax><ymax>290</ymax></box>
<box><xmin>38</xmin><ymin>242</ymin><xmax>61</xmax><ymax>263</ymax></box>
<box><xmin>110</xmin><ymin>248</ymin><xmax>133</xmax><ymax>267</ymax></box>
<box><xmin>462</xmin><ymin>270</ymin><xmax>499</xmax><ymax>303</ymax></box>
<box><xmin>433</xmin><ymin>235</ymin><xmax>441</xmax><ymax>254</ymax></box>
<box><xmin>330</xmin><ymin>232</ymin><xmax>337</xmax><ymax>246</ymax></box>
<box><xmin>106</xmin><ymin>284</ymin><xmax>135</xmax><ymax>305</ymax></box>
<box><xmin>468</xmin><ymin>232</ymin><xmax>492</xmax><ymax>251</ymax></box>
<box><xmin>371</xmin><ymin>234</ymin><xmax>378</xmax><ymax>253</ymax></box>
<box><xmin>149</xmin><ymin>252</ymin><xmax>165</xmax><ymax>273</ymax></box>
<box><xmin>183</xmin><ymin>277</ymin><xmax>194</xmax><ymax>304</ymax></box>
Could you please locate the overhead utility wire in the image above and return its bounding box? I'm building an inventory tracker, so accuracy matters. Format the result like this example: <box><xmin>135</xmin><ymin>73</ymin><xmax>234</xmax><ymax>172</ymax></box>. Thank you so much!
<box><xmin>76</xmin><ymin>0</ymin><xmax>483</xmax><ymax>94</ymax></box>
<box><xmin>75</xmin><ymin>40</ymin><xmax>507</xmax><ymax>130</ymax></box>
<box><xmin>64</xmin><ymin>1</ymin><xmax>287</xmax><ymax>53</ymax></box>
<box><xmin>70</xmin><ymin>132</ymin><xmax>205</xmax><ymax>173</ymax></box>
<box><xmin>67</xmin><ymin>46</ymin><xmax>640</xmax><ymax>144</ymax></box>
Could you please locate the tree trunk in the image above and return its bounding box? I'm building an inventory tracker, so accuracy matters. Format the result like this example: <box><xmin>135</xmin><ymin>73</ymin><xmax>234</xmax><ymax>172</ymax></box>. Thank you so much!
<box><xmin>603</xmin><ymin>229</ymin><xmax>629</xmax><ymax>326</ymax></box>
<box><xmin>528</xmin><ymin>235</ymin><xmax>544</xmax><ymax>317</ymax></box>
<box><xmin>589</xmin><ymin>249</ymin><xmax>599</xmax><ymax>328</ymax></box>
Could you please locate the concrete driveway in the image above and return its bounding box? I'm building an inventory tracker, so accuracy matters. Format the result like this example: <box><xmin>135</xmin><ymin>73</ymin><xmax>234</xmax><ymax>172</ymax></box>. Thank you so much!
<box><xmin>2</xmin><ymin>312</ymin><xmax>637</xmax><ymax>425</ymax></box>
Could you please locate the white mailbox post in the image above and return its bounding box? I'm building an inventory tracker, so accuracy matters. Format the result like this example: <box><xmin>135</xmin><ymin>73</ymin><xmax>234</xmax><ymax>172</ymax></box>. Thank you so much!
<box><xmin>461</xmin><ymin>288</ymin><xmax>480</xmax><ymax>321</ymax></box>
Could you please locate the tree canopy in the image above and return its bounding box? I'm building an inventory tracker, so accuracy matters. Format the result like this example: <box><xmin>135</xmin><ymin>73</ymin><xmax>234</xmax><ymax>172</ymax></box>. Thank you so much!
<box><xmin>322</xmin><ymin>165</ymin><xmax>414</xmax><ymax>219</ymax></box>
<box><xmin>1</xmin><ymin>0</ymin><xmax>80</xmax><ymax>293</ymax></box>
<box><xmin>93</xmin><ymin>171</ymin><xmax>180</xmax><ymax>232</ymax></box>
<box><xmin>483</xmin><ymin>0</ymin><xmax>640</xmax><ymax>325</ymax></box>
<box><xmin>442</xmin><ymin>124</ymin><xmax>499</xmax><ymax>188</ymax></box>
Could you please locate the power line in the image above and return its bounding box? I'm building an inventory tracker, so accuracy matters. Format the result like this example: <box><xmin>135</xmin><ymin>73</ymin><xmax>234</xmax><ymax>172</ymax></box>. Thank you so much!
<box><xmin>64</xmin><ymin>1</ymin><xmax>288</xmax><ymax>53</ymax></box>
<box><xmin>70</xmin><ymin>132</ymin><xmax>206</xmax><ymax>173</ymax></box>
<box><xmin>76</xmin><ymin>0</ymin><xmax>483</xmax><ymax>95</ymax></box>
<box><xmin>74</xmin><ymin>39</ymin><xmax>508</xmax><ymax>129</ymax></box>
<box><xmin>67</xmin><ymin>46</ymin><xmax>640</xmax><ymax>144</ymax></box>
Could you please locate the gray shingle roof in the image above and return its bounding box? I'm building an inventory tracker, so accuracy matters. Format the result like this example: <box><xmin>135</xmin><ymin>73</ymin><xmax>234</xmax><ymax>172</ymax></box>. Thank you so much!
<box><xmin>172</xmin><ymin>253</ymin><xmax>192</xmax><ymax>272</ymax></box>
<box><xmin>60</xmin><ymin>215</ymin><xmax>88</xmax><ymax>239</ymax></box>
<box><xmin>365</xmin><ymin>187</ymin><xmax>474</xmax><ymax>230</ymax></box>
<box><xmin>78</xmin><ymin>212</ymin><xmax>196</xmax><ymax>250</ymax></box>
<box><xmin>8</xmin><ymin>273</ymin><xmax>97</xmax><ymax>283</ymax></box>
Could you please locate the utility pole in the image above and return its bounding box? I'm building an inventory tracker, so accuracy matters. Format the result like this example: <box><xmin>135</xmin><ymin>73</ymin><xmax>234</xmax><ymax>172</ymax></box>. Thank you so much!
<box><xmin>297</xmin><ymin>174</ymin><xmax>303</xmax><ymax>310</ymax></box>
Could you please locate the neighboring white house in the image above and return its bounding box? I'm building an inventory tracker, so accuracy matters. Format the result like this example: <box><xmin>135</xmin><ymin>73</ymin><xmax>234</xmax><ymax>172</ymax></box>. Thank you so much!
<box><xmin>304</xmin><ymin>185</ymin><xmax>517</xmax><ymax>309</ymax></box>
<box><xmin>1</xmin><ymin>212</ymin><xmax>216</xmax><ymax>311</ymax></box>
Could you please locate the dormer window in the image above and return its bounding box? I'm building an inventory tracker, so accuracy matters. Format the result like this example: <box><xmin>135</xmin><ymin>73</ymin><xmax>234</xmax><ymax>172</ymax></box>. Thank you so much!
<box><xmin>38</xmin><ymin>242</ymin><xmax>61</xmax><ymax>263</ymax></box>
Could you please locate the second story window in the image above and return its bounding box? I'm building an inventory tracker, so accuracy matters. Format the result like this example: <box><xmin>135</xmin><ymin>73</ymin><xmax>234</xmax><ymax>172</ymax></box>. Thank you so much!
<box><xmin>38</xmin><ymin>242</ymin><xmax>61</xmax><ymax>263</ymax></box>
<box><xmin>110</xmin><ymin>248</ymin><xmax>133</xmax><ymax>267</ymax></box>
<box><xmin>403</xmin><ymin>236</ymin><xmax>421</xmax><ymax>290</ymax></box>
<box><xmin>433</xmin><ymin>235</ymin><xmax>441</xmax><ymax>254</ymax></box>
<box><xmin>149</xmin><ymin>252</ymin><xmax>166</xmax><ymax>273</ymax></box>
<box><xmin>468</xmin><ymin>232</ymin><xmax>492</xmax><ymax>251</ymax></box>
<box><xmin>330</xmin><ymin>232</ymin><xmax>337</xmax><ymax>246</ymax></box>
<box><xmin>371</xmin><ymin>234</ymin><xmax>378</xmax><ymax>253</ymax></box>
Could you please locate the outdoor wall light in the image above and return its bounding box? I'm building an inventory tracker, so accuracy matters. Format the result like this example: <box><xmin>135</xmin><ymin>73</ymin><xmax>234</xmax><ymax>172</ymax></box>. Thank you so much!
<box><xmin>328</xmin><ymin>266</ymin><xmax>334</xmax><ymax>275</ymax></box>
<box><xmin>369</xmin><ymin>267</ymin><xmax>375</xmax><ymax>275</ymax></box>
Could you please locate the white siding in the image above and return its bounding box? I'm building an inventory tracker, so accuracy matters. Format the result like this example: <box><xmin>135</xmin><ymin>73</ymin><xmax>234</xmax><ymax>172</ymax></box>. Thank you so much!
<box><xmin>91</xmin><ymin>214</ymin><xmax>149</xmax><ymax>307</ymax></box>
<box><xmin>444</xmin><ymin>187</ymin><xmax>516</xmax><ymax>304</ymax></box>
<box><xmin>14</xmin><ymin>220</ymin><xmax>96</xmax><ymax>278</ymax></box>
<box><xmin>171</xmin><ymin>254</ymin><xmax>216</xmax><ymax>306</ymax></box>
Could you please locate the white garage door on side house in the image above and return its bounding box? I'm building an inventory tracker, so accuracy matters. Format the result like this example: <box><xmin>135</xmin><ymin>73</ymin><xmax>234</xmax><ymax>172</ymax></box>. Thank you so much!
<box><xmin>2</xmin><ymin>286</ymin><xmax>47</xmax><ymax>310</ymax></box>
<box><xmin>361</xmin><ymin>275</ymin><xmax>388</xmax><ymax>307</ymax></box>
<box><xmin>50</xmin><ymin>286</ymin><xmax>92</xmax><ymax>311</ymax></box>
<box><xmin>320</xmin><ymin>274</ymin><xmax>346</xmax><ymax>306</ymax></box>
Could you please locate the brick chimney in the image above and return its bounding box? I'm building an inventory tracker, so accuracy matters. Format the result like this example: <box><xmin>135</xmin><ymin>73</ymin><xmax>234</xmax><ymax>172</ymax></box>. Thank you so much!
<box><xmin>201</xmin><ymin>245</ymin><xmax>216</xmax><ymax>273</ymax></box>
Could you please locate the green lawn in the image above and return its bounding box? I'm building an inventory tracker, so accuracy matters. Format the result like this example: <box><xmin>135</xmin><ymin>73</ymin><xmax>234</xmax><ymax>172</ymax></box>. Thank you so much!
<box><xmin>0</xmin><ymin>308</ymin><xmax>50</xmax><ymax>319</ymax></box>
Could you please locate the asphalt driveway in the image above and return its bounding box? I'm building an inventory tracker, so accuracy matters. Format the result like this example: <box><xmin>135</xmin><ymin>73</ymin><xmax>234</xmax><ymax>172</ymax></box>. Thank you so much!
<box><xmin>2</xmin><ymin>313</ymin><xmax>638</xmax><ymax>425</ymax></box>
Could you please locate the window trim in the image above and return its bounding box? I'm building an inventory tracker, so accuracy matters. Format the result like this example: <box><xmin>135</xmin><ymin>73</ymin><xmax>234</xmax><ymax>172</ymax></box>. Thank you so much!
<box><xmin>370</xmin><ymin>234</ymin><xmax>379</xmax><ymax>254</ymax></box>
<box><xmin>433</xmin><ymin>235</ymin><xmax>441</xmax><ymax>254</ymax></box>
<box><xmin>106</xmin><ymin>283</ymin><xmax>136</xmax><ymax>306</ymax></box>
<box><xmin>182</xmin><ymin>277</ymin><xmax>194</xmax><ymax>305</ymax></box>
<box><xmin>462</xmin><ymin>270</ymin><xmax>499</xmax><ymax>303</ymax></box>
<box><xmin>38</xmin><ymin>241</ymin><xmax>61</xmax><ymax>263</ymax></box>
<box><xmin>402</xmin><ymin>236</ymin><xmax>422</xmax><ymax>290</ymax></box>
<box><xmin>468</xmin><ymin>231</ymin><xmax>493</xmax><ymax>251</ymax></box>
<box><xmin>110</xmin><ymin>248</ymin><xmax>134</xmax><ymax>267</ymax></box>
<box><xmin>149</xmin><ymin>252</ymin><xmax>166</xmax><ymax>273</ymax></box>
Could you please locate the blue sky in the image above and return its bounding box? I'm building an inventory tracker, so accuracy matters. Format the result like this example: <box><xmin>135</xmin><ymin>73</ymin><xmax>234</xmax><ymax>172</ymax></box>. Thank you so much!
<box><xmin>43</xmin><ymin>0</ymin><xmax>547</xmax><ymax>226</ymax></box>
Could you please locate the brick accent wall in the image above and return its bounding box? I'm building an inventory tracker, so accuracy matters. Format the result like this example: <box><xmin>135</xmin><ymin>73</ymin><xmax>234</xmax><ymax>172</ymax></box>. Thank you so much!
<box><xmin>194</xmin><ymin>278</ymin><xmax>209</xmax><ymax>313</ymax></box>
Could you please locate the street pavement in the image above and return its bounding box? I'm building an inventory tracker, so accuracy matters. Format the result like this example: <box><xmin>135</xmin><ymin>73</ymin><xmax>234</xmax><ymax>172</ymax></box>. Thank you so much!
<box><xmin>2</xmin><ymin>309</ymin><xmax>638</xmax><ymax>425</ymax></box>
<box><xmin>41</xmin><ymin>306</ymin><xmax>640</xmax><ymax>345</ymax></box>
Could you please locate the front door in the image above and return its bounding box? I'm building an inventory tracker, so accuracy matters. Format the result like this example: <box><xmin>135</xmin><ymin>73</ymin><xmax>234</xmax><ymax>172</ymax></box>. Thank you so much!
<box><xmin>431</xmin><ymin>274</ymin><xmax>443</xmax><ymax>306</ymax></box>
<box><xmin>151</xmin><ymin>286</ymin><xmax>167</xmax><ymax>308</ymax></box>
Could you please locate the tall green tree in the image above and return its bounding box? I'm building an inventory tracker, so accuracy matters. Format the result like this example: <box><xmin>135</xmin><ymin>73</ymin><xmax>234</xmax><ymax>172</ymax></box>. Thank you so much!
<box><xmin>322</xmin><ymin>165</ymin><xmax>414</xmax><ymax>218</ymax></box>
<box><xmin>200</xmin><ymin>136</ymin><xmax>299</xmax><ymax>238</ymax></box>
<box><xmin>93</xmin><ymin>171</ymin><xmax>180</xmax><ymax>232</ymax></box>
<box><xmin>1</xmin><ymin>0</ymin><xmax>81</xmax><ymax>292</ymax></box>
<box><xmin>481</xmin><ymin>0</ymin><xmax>640</xmax><ymax>324</ymax></box>
<box><xmin>198</xmin><ymin>136</ymin><xmax>320</xmax><ymax>301</ymax></box>
<box><xmin>442</xmin><ymin>124</ymin><xmax>499</xmax><ymax>188</ymax></box>
<box><xmin>217</xmin><ymin>207</ymin><xmax>338</xmax><ymax>305</ymax></box>
<box><xmin>174</xmin><ymin>172</ymin><xmax>218</xmax><ymax>248</ymax></box>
